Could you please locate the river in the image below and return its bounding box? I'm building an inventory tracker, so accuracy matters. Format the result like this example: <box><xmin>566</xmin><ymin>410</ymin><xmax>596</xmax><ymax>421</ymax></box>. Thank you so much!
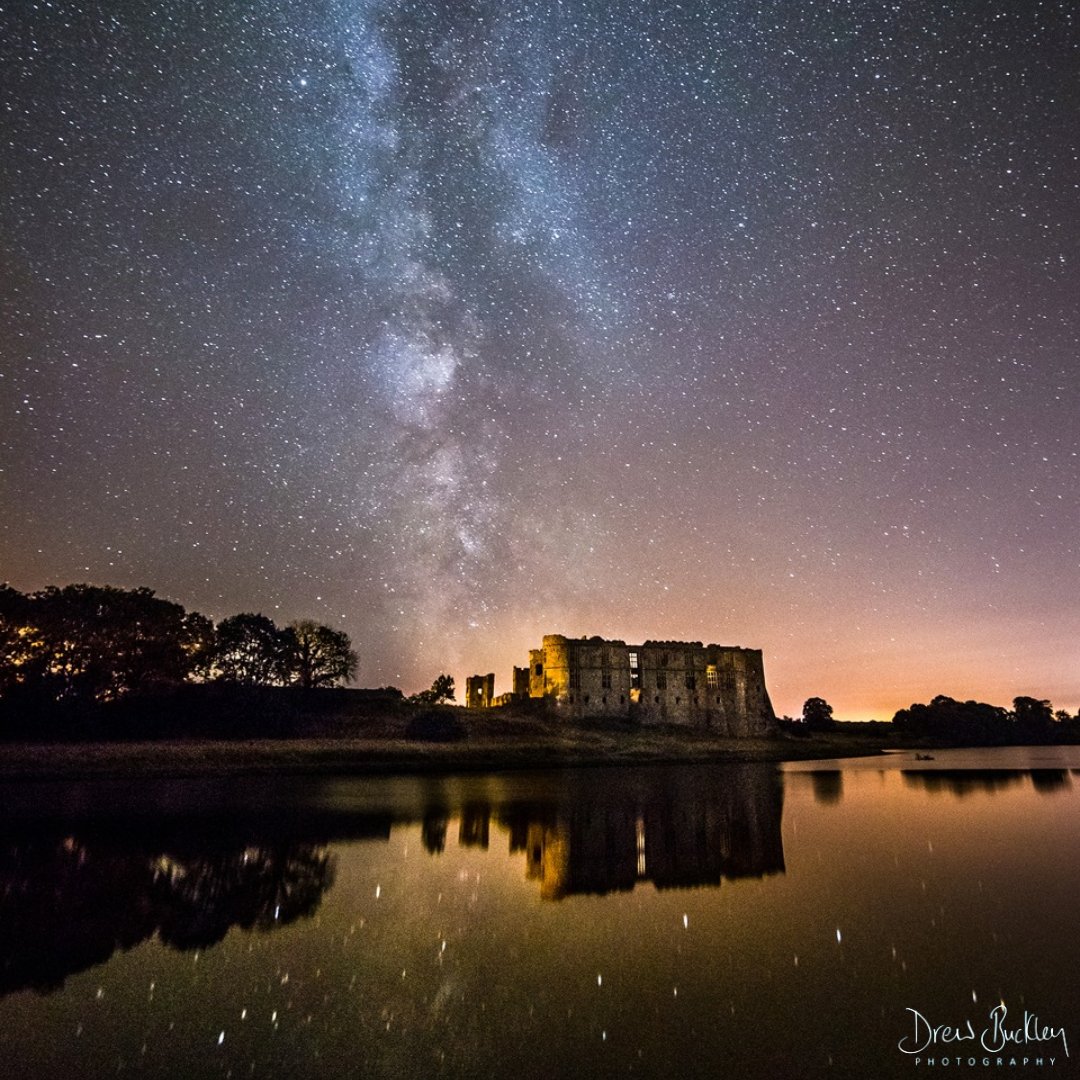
<box><xmin>0</xmin><ymin>746</ymin><xmax>1077</xmax><ymax>1078</ymax></box>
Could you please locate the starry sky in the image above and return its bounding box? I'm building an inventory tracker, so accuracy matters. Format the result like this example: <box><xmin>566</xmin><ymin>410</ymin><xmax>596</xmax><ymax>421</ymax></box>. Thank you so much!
<box><xmin>1</xmin><ymin>0</ymin><xmax>1077</xmax><ymax>720</ymax></box>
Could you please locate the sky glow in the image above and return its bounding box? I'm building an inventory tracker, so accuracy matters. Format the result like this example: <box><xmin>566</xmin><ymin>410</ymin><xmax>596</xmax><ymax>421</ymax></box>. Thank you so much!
<box><xmin>1</xmin><ymin>1</ymin><xmax>1077</xmax><ymax>718</ymax></box>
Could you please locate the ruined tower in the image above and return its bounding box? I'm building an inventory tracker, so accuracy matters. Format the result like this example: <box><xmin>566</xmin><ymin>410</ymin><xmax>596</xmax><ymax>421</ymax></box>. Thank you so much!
<box><xmin>465</xmin><ymin>672</ymin><xmax>495</xmax><ymax>710</ymax></box>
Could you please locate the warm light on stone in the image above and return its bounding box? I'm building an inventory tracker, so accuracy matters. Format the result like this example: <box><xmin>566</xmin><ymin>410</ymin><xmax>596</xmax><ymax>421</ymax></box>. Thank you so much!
<box><xmin>497</xmin><ymin>634</ymin><xmax>778</xmax><ymax>736</ymax></box>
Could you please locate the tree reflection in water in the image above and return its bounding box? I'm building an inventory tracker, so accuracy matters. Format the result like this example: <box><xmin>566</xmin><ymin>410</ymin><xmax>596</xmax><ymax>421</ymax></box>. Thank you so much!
<box><xmin>899</xmin><ymin>769</ymin><xmax>1075</xmax><ymax>797</ymax></box>
<box><xmin>0</xmin><ymin>837</ymin><xmax>335</xmax><ymax>995</ymax></box>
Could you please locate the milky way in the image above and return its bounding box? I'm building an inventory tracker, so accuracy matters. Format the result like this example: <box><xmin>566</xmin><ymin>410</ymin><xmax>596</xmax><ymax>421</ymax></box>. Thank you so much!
<box><xmin>2</xmin><ymin>1</ymin><xmax>1077</xmax><ymax>717</ymax></box>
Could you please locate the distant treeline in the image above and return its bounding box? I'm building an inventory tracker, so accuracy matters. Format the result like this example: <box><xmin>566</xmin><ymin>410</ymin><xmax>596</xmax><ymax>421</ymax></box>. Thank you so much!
<box><xmin>776</xmin><ymin>694</ymin><xmax>1077</xmax><ymax>745</ymax></box>
<box><xmin>891</xmin><ymin>694</ymin><xmax>1080</xmax><ymax>744</ymax></box>
<box><xmin>0</xmin><ymin>582</ymin><xmax>365</xmax><ymax>737</ymax></box>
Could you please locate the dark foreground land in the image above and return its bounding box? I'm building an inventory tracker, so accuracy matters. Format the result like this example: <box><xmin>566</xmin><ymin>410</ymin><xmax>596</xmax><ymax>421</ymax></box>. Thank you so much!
<box><xmin>0</xmin><ymin>730</ymin><xmax>891</xmax><ymax>781</ymax></box>
<box><xmin>0</xmin><ymin>687</ymin><xmax>899</xmax><ymax>780</ymax></box>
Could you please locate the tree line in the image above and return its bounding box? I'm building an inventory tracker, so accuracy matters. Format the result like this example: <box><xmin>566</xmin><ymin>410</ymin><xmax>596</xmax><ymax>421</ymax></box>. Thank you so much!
<box><xmin>783</xmin><ymin>693</ymin><xmax>1080</xmax><ymax>744</ymax></box>
<box><xmin>892</xmin><ymin>694</ymin><xmax>1080</xmax><ymax>743</ymax></box>
<box><xmin>0</xmin><ymin>582</ymin><xmax>358</xmax><ymax>709</ymax></box>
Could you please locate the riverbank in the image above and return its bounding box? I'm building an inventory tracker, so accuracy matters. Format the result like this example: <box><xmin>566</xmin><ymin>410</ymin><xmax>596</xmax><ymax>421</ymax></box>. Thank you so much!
<box><xmin>0</xmin><ymin>724</ymin><xmax>896</xmax><ymax>780</ymax></box>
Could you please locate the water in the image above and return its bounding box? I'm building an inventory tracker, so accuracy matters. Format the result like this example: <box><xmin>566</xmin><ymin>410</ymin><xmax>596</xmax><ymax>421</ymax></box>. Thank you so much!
<box><xmin>0</xmin><ymin>747</ymin><xmax>1077</xmax><ymax>1078</ymax></box>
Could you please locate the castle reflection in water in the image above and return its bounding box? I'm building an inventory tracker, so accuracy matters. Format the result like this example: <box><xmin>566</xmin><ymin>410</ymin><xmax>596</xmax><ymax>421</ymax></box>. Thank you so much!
<box><xmin>0</xmin><ymin>765</ymin><xmax>784</xmax><ymax>996</ymax></box>
<box><xmin>424</xmin><ymin>765</ymin><xmax>785</xmax><ymax>900</ymax></box>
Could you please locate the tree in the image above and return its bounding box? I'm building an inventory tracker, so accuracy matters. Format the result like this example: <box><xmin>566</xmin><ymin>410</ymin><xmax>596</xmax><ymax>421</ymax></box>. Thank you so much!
<box><xmin>1</xmin><ymin>584</ymin><xmax>206</xmax><ymax>703</ymax></box>
<box><xmin>429</xmin><ymin>673</ymin><xmax>455</xmax><ymax>703</ymax></box>
<box><xmin>410</xmin><ymin>674</ymin><xmax>456</xmax><ymax>705</ymax></box>
<box><xmin>1012</xmin><ymin>696</ymin><xmax>1053</xmax><ymax>737</ymax></box>
<box><xmin>178</xmin><ymin>611</ymin><xmax>217</xmax><ymax>682</ymax></box>
<box><xmin>0</xmin><ymin>585</ymin><xmax>44</xmax><ymax>699</ymax></box>
<box><xmin>212</xmin><ymin>613</ymin><xmax>291</xmax><ymax>685</ymax></box>
<box><xmin>802</xmin><ymin>697</ymin><xmax>834</xmax><ymax>731</ymax></box>
<box><xmin>284</xmin><ymin>620</ymin><xmax>358</xmax><ymax>689</ymax></box>
<box><xmin>891</xmin><ymin>695</ymin><xmax>1012</xmax><ymax>742</ymax></box>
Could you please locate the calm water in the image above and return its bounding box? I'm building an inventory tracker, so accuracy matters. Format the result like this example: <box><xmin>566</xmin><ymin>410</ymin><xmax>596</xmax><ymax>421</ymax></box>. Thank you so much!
<box><xmin>0</xmin><ymin>747</ymin><xmax>1078</xmax><ymax>1078</ymax></box>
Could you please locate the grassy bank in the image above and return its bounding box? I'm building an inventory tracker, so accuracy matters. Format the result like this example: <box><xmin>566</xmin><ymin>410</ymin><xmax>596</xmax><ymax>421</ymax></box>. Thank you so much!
<box><xmin>0</xmin><ymin>718</ymin><xmax>895</xmax><ymax>781</ymax></box>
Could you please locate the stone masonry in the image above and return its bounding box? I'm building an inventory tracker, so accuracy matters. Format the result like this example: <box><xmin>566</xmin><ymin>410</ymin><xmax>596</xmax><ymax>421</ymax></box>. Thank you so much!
<box><xmin>525</xmin><ymin>634</ymin><xmax>776</xmax><ymax>737</ymax></box>
<box><xmin>465</xmin><ymin>672</ymin><xmax>495</xmax><ymax>709</ymax></box>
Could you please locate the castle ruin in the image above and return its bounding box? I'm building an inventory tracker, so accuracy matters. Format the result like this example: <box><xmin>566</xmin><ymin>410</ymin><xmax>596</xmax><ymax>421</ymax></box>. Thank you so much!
<box><xmin>501</xmin><ymin>634</ymin><xmax>777</xmax><ymax>737</ymax></box>
<box><xmin>465</xmin><ymin>672</ymin><xmax>495</xmax><ymax>709</ymax></box>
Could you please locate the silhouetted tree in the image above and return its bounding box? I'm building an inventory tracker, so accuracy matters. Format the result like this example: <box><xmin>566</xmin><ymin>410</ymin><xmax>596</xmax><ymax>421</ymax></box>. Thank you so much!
<box><xmin>892</xmin><ymin>695</ymin><xmax>1011</xmax><ymax>742</ymax></box>
<box><xmin>802</xmin><ymin>697</ymin><xmax>834</xmax><ymax>731</ymax></box>
<box><xmin>432</xmin><ymin>673</ymin><xmax>455</xmax><ymax>702</ymax></box>
<box><xmin>284</xmin><ymin>620</ymin><xmax>358</xmax><ymax>689</ymax></box>
<box><xmin>179</xmin><ymin>611</ymin><xmax>217</xmax><ymax>681</ymax></box>
<box><xmin>212</xmin><ymin>613</ymin><xmax>291</xmax><ymax>685</ymax></box>
<box><xmin>0</xmin><ymin>584</ymin><xmax>208</xmax><ymax>704</ymax></box>
<box><xmin>410</xmin><ymin>673</ymin><xmax>456</xmax><ymax>704</ymax></box>
<box><xmin>0</xmin><ymin>585</ymin><xmax>43</xmax><ymax>699</ymax></box>
<box><xmin>1012</xmin><ymin>696</ymin><xmax>1054</xmax><ymax>738</ymax></box>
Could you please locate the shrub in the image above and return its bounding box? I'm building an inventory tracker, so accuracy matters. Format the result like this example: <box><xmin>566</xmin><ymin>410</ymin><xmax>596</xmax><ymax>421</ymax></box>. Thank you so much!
<box><xmin>404</xmin><ymin>709</ymin><xmax>467</xmax><ymax>742</ymax></box>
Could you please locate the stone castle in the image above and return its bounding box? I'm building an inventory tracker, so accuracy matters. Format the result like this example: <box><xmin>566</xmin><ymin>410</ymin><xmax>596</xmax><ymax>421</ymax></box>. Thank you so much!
<box><xmin>468</xmin><ymin>634</ymin><xmax>776</xmax><ymax>737</ymax></box>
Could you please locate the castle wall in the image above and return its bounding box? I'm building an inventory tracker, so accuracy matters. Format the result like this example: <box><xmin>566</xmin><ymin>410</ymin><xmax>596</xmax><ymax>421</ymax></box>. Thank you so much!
<box><xmin>528</xmin><ymin>648</ymin><xmax>546</xmax><ymax>699</ymax></box>
<box><xmin>465</xmin><ymin>673</ymin><xmax>495</xmax><ymax>709</ymax></box>
<box><xmin>704</xmin><ymin>646</ymin><xmax>775</xmax><ymax>737</ymax></box>
<box><xmin>533</xmin><ymin>635</ymin><xmax>632</xmax><ymax>719</ymax></box>
<box><xmin>633</xmin><ymin>641</ymin><xmax>711</xmax><ymax>727</ymax></box>
<box><xmin>521</xmin><ymin>634</ymin><xmax>776</xmax><ymax>735</ymax></box>
<box><xmin>518</xmin><ymin>765</ymin><xmax>784</xmax><ymax>898</ymax></box>
<box><xmin>512</xmin><ymin>666</ymin><xmax>530</xmax><ymax>697</ymax></box>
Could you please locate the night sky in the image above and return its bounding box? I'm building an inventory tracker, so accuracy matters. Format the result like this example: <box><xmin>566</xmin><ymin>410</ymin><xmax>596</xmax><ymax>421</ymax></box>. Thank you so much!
<box><xmin>2</xmin><ymin>0</ymin><xmax>1077</xmax><ymax>719</ymax></box>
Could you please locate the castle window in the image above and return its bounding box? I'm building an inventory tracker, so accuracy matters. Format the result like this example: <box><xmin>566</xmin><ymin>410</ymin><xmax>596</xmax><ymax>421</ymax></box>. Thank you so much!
<box><xmin>628</xmin><ymin>650</ymin><xmax>641</xmax><ymax>689</ymax></box>
<box><xmin>584</xmin><ymin>694</ymin><xmax>590</xmax><ymax>705</ymax></box>
<box><xmin>660</xmin><ymin>652</ymin><xmax>669</xmax><ymax>667</ymax></box>
<box><xmin>601</xmin><ymin>696</ymin><xmax>607</xmax><ymax>705</ymax></box>
<box><xmin>535</xmin><ymin>663</ymin><xmax>543</xmax><ymax>676</ymax></box>
<box><xmin>685</xmin><ymin>675</ymin><xmax>696</xmax><ymax>690</ymax></box>
<box><xmin>675</xmin><ymin>696</ymin><xmax>681</xmax><ymax>705</ymax></box>
<box><xmin>654</xmin><ymin>696</ymin><xmax>660</xmax><ymax>704</ymax></box>
<box><xmin>706</xmin><ymin>666</ymin><xmax>719</xmax><ymax>689</ymax></box>
<box><xmin>620</xmin><ymin>695</ymin><xmax>625</xmax><ymax>704</ymax></box>
<box><xmin>601</xmin><ymin>672</ymin><xmax>612</xmax><ymax>689</ymax></box>
<box><xmin>656</xmin><ymin>673</ymin><xmax>667</xmax><ymax>690</ymax></box>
